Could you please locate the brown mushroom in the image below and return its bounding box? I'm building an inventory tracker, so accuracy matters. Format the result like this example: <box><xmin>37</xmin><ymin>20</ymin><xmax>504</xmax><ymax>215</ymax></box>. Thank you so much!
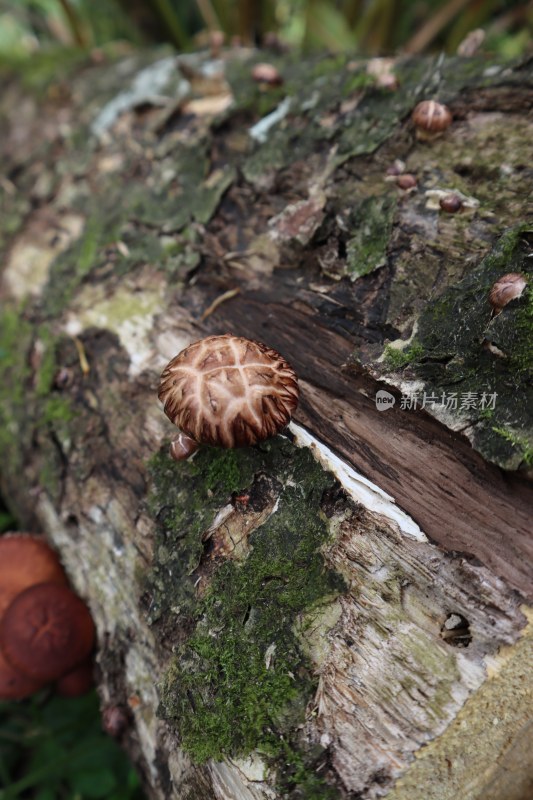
<box><xmin>251</xmin><ymin>63</ymin><xmax>283</xmax><ymax>87</ymax></box>
<box><xmin>0</xmin><ymin>534</ymin><xmax>67</xmax><ymax>619</ymax></box>
<box><xmin>56</xmin><ymin>659</ymin><xmax>94</xmax><ymax>697</ymax></box>
<box><xmin>396</xmin><ymin>174</ymin><xmax>417</xmax><ymax>190</ymax></box>
<box><xmin>411</xmin><ymin>100</ymin><xmax>452</xmax><ymax>140</ymax></box>
<box><xmin>439</xmin><ymin>193</ymin><xmax>463</xmax><ymax>213</ymax></box>
<box><xmin>0</xmin><ymin>582</ymin><xmax>95</xmax><ymax>684</ymax></box>
<box><xmin>158</xmin><ymin>334</ymin><xmax>299</xmax><ymax>459</ymax></box>
<box><xmin>489</xmin><ymin>273</ymin><xmax>528</xmax><ymax>316</ymax></box>
<box><xmin>0</xmin><ymin>649</ymin><xmax>45</xmax><ymax>701</ymax></box>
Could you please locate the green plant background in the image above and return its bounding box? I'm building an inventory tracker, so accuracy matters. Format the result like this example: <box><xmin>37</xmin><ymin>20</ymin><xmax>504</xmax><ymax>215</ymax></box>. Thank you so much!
<box><xmin>0</xmin><ymin>691</ymin><xmax>144</xmax><ymax>799</ymax></box>
<box><xmin>0</xmin><ymin>0</ymin><xmax>531</xmax><ymax>58</ymax></box>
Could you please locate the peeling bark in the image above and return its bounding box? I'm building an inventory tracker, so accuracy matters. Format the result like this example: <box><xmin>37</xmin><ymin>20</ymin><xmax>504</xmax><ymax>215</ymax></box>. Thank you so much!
<box><xmin>0</xmin><ymin>47</ymin><xmax>532</xmax><ymax>800</ymax></box>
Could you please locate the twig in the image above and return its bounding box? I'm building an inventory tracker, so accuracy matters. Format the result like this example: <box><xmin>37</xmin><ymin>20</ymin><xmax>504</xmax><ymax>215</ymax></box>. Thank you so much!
<box><xmin>200</xmin><ymin>288</ymin><xmax>241</xmax><ymax>321</ymax></box>
<box><xmin>73</xmin><ymin>337</ymin><xmax>90</xmax><ymax>376</ymax></box>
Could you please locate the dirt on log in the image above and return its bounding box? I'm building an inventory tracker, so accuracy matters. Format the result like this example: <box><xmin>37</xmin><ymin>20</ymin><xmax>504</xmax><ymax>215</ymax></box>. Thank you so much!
<box><xmin>0</xmin><ymin>45</ymin><xmax>532</xmax><ymax>800</ymax></box>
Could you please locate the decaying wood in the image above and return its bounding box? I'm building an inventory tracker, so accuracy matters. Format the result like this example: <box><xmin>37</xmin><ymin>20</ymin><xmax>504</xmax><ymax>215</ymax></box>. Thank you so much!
<box><xmin>0</xmin><ymin>45</ymin><xmax>532</xmax><ymax>800</ymax></box>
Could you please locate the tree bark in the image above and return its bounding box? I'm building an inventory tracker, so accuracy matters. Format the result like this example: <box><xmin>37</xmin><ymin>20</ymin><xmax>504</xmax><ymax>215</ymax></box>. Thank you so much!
<box><xmin>0</xmin><ymin>46</ymin><xmax>532</xmax><ymax>800</ymax></box>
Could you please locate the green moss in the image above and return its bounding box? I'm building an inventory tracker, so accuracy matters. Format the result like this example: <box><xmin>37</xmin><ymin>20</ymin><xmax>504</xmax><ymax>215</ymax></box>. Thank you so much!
<box><xmin>161</xmin><ymin>233</ymin><xmax>201</xmax><ymax>280</ymax></box>
<box><xmin>492</xmin><ymin>427</ymin><xmax>533</xmax><ymax>467</ymax></box>
<box><xmin>43</xmin><ymin>210</ymin><xmax>121</xmax><ymax>317</ymax></box>
<box><xmin>34</xmin><ymin>327</ymin><xmax>60</xmax><ymax>397</ymax></box>
<box><xmin>40</xmin><ymin>396</ymin><xmax>76</xmax><ymax>426</ymax></box>
<box><xmin>0</xmin><ymin>48</ymin><xmax>89</xmax><ymax>93</ymax></box>
<box><xmin>146</xmin><ymin>447</ymin><xmax>258</xmax><ymax>624</ymax></box>
<box><xmin>148</xmin><ymin>439</ymin><xmax>345</xmax><ymax>796</ymax></box>
<box><xmin>346</xmin><ymin>194</ymin><xmax>396</xmax><ymax>280</ymax></box>
<box><xmin>383</xmin><ymin>342</ymin><xmax>424</xmax><ymax>369</ymax></box>
<box><xmin>400</xmin><ymin>226</ymin><xmax>533</xmax><ymax>469</ymax></box>
<box><xmin>33</xmin><ymin>331</ymin><xmax>77</xmax><ymax>427</ymax></box>
<box><xmin>0</xmin><ymin>311</ymin><xmax>79</xmax><ymax>501</ymax></box>
<box><xmin>0</xmin><ymin>308</ymin><xmax>33</xmax><ymax>471</ymax></box>
<box><xmin>509</xmin><ymin>269</ymin><xmax>533</xmax><ymax>375</ymax></box>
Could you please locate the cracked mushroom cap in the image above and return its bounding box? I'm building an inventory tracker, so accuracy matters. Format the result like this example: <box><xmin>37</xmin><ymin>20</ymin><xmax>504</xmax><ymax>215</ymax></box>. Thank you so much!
<box><xmin>158</xmin><ymin>334</ymin><xmax>299</xmax><ymax>449</ymax></box>
<box><xmin>0</xmin><ymin>582</ymin><xmax>95</xmax><ymax>684</ymax></box>
<box><xmin>0</xmin><ymin>534</ymin><xmax>68</xmax><ymax>619</ymax></box>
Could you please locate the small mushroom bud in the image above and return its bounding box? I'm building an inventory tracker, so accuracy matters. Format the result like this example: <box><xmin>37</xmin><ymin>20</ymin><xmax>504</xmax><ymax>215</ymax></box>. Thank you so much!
<box><xmin>251</xmin><ymin>63</ymin><xmax>283</xmax><ymax>87</ymax></box>
<box><xmin>169</xmin><ymin>432</ymin><xmax>199</xmax><ymax>462</ymax></box>
<box><xmin>489</xmin><ymin>273</ymin><xmax>527</xmax><ymax>316</ymax></box>
<box><xmin>439</xmin><ymin>193</ymin><xmax>463</xmax><ymax>213</ymax></box>
<box><xmin>158</xmin><ymin>334</ymin><xmax>299</xmax><ymax>457</ymax></box>
<box><xmin>0</xmin><ymin>582</ymin><xmax>95</xmax><ymax>684</ymax></box>
<box><xmin>396</xmin><ymin>174</ymin><xmax>417</xmax><ymax>190</ymax></box>
<box><xmin>412</xmin><ymin>100</ymin><xmax>452</xmax><ymax>140</ymax></box>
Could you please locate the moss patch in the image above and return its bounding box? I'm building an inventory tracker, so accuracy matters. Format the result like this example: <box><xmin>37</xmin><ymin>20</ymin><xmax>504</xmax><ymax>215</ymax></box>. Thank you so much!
<box><xmin>0</xmin><ymin>308</ymin><xmax>34</xmax><ymax>474</ymax></box>
<box><xmin>0</xmin><ymin>309</ymin><xmax>79</xmax><ymax>501</ymax></box>
<box><xmin>382</xmin><ymin>227</ymin><xmax>533</xmax><ymax>469</ymax></box>
<box><xmin>42</xmin><ymin>207</ymin><xmax>121</xmax><ymax>318</ymax></box>
<box><xmin>346</xmin><ymin>194</ymin><xmax>396</xmax><ymax>280</ymax></box>
<box><xmin>383</xmin><ymin>342</ymin><xmax>425</xmax><ymax>370</ymax></box>
<box><xmin>148</xmin><ymin>438</ymin><xmax>345</xmax><ymax>796</ymax></box>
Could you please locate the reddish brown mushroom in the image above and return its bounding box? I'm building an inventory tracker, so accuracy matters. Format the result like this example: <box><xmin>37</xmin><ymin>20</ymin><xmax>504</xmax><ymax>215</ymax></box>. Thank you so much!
<box><xmin>396</xmin><ymin>174</ymin><xmax>417</xmax><ymax>191</ymax></box>
<box><xmin>56</xmin><ymin>659</ymin><xmax>94</xmax><ymax>697</ymax></box>
<box><xmin>158</xmin><ymin>334</ymin><xmax>299</xmax><ymax>460</ymax></box>
<box><xmin>0</xmin><ymin>649</ymin><xmax>45</xmax><ymax>701</ymax></box>
<box><xmin>0</xmin><ymin>534</ymin><xmax>67</xmax><ymax>618</ymax></box>
<box><xmin>0</xmin><ymin>582</ymin><xmax>95</xmax><ymax>684</ymax></box>
<box><xmin>412</xmin><ymin>100</ymin><xmax>452</xmax><ymax>140</ymax></box>
<box><xmin>439</xmin><ymin>193</ymin><xmax>463</xmax><ymax>213</ymax></box>
<box><xmin>489</xmin><ymin>273</ymin><xmax>528</xmax><ymax>316</ymax></box>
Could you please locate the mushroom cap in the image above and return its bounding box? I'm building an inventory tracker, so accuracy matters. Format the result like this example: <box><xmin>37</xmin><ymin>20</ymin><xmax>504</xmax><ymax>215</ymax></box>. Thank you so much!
<box><xmin>439</xmin><ymin>193</ymin><xmax>463</xmax><ymax>213</ymax></box>
<box><xmin>0</xmin><ymin>534</ymin><xmax>67</xmax><ymax>619</ymax></box>
<box><xmin>251</xmin><ymin>62</ymin><xmax>283</xmax><ymax>86</ymax></box>
<box><xmin>411</xmin><ymin>100</ymin><xmax>452</xmax><ymax>132</ymax></box>
<box><xmin>158</xmin><ymin>334</ymin><xmax>299</xmax><ymax>449</ymax></box>
<box><xmin>396</xmin><ymin>173</ymin><xmax>417</xmax><ymax>190</ymax></box>
<box><xmin>56</xmin><ymin>659</ymin><xmax>94</xmax><ymax>697</ymax></box>
<box><xmin>0</xmin><ymin>648</ymin><xmax>45</xmax><ymax>701</ymax></box>
<box><xmin>0</xmin><ymin>582</ymin><xmax>95</xmax><ymax>684</ymax></box>
<box><xmin>489</xmin><ymin>272</ymin><xmax>527</xmax><ymax>314</ymax></box>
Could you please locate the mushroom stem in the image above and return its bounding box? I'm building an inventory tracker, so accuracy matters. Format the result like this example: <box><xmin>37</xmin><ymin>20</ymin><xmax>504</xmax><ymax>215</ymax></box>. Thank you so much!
<box><xmin>169</xmin><ymin>432</ymin><xmax>199</xmax><ymax>461</ymax></box>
